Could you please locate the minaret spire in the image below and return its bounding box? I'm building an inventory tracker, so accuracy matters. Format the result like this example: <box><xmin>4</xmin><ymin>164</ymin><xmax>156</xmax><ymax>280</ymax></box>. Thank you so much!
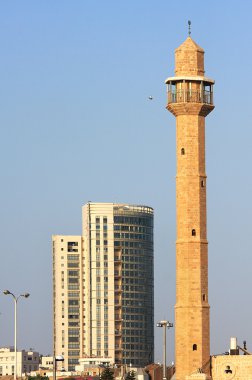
<box><xmin>188</xmin><ymin>20</ymin><xmax>191</xmax><ymax>36</ymax></box>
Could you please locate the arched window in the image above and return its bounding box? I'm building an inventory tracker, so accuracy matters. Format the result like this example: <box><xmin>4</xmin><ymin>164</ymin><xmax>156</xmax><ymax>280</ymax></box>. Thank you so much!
<box><xmin>181</xmin><ymin>148</ymin><xmax>185</xmax><ymax>155</ymax></box>
<box><xmin>202</xmin><ymin>294</ymin><xmax>206</xmax><ymax>301</ymax></box>
<box><xmin>192</xmin><ymin>229</ymin><xmax>196</xmax><ymax>236</ymax></box>
<box><xmin>201</xmin><ymin>180</ymin><xmax>205</xmax><ymax>187</ymax></box>
<box><xmin>193</xmin><ymin>344</ymin><xmax>197</xmax><ymax>351</ymax></box>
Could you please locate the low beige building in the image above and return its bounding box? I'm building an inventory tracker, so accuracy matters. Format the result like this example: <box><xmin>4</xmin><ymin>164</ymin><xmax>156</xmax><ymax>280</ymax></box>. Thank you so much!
<box><xmin>40</xmin><ymin>356</ymin><xmax>54</xmax><ymax>370</ymax></box>
<box><xmin>0</xmin><ymin>347</ymin><xmax>39</xmax><ymax>377</ymax></box>
<box><xmin>211</xmin><ymin>354</ymin><xmax>252</xmax><ymax>380</ymax></box>
<box><xmin>75</xmin><ymin>356</ymin><xmax>112</xmax><ymax>375</ymax></box>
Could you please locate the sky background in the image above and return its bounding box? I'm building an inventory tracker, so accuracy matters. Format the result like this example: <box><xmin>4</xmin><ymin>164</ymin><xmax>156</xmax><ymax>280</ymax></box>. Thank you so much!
<box><xmin>1</xmin><ymin>0</ymin><xmax>252</xmax><ymax>364</ymax></box>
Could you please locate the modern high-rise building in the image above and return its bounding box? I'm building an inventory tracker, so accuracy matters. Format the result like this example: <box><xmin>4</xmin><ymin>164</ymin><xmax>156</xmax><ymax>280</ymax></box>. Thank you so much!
<box><xmin>53</xmin><ymin>202</ymin><xmax>154</xmax><ymax>371</ymax></box>
<box><xmin>166</xmin><ymin>36</ymin><xmax>214</xmax><ymax>380</ymax></box>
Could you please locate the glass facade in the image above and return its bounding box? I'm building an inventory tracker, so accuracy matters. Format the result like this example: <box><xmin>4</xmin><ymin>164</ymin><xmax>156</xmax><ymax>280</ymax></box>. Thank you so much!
<box><xmin>113</xmin><ymin>205</ymin><xmax>154</xmax><ymax>367</ymax></box>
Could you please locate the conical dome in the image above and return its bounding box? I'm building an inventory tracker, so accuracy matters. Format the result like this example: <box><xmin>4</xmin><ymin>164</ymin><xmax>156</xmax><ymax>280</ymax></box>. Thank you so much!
<box><xmin>175</xmin><ymin>36</ymin><xmax>205</xmax><ymax>76</ymax></box>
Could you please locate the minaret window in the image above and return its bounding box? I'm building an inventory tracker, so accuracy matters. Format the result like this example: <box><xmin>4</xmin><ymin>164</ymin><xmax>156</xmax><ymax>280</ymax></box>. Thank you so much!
<box><xmin>193</xmin><ymin>344</ymin><xmax>197</xmax><ymax>351</ymax></box>
<box><xmin>202</xmin><ymin>294</ymin><xmax>206</xmax><ymax>301</ymax></box>
<box><xmin>201</xmin><ymin>180</ymin><xmax>205</xmax><ymax>187</ymax></box>
<box><xmin>192</xmin><ymin>229</ymin><xmax>196</xmax><ymax>236</ymax></box>
<box><xmin>181</xmin><ymin>148</ymin><xmax>185</xmax><ymax>155</ymax></box>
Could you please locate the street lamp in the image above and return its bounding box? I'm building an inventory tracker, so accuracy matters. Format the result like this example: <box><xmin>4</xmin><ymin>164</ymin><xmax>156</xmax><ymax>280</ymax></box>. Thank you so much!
<box><xmin>156</xmin><ymin>320</ymin><xmax>173</xmax><ymax>380</ymax></box>
<box><xmin>53</xmin><ymin>355</ymin><xmax>64</xmax><ymax>380</ymax></box>
<box><xmin>3</xmin><ymin>290</ymin><xmax>30</xmax><ymax>380</ymax></box>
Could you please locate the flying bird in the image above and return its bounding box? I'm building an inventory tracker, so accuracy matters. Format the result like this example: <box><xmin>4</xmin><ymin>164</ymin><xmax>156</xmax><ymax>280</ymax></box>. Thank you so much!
<box><xmin>148</xmin><ymin>96</ymin><xmax>153</xmax><ymax>100</ymax></box>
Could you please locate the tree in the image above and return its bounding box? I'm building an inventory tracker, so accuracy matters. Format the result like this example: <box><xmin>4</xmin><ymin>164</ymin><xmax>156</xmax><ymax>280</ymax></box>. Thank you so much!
<box><xmin>100</xmin><ymin>367</ymin><xmax>114</xmax><ymax>380</ymax></box>
<box><xmin>125</xmin><ymin>370</ymin><xmax>136</xmax><ymax>380</ymax></box>
<box><xmin>28</xmin><ymin>375</ymin><xmax>49</xmax><ymax>380</ymax></box>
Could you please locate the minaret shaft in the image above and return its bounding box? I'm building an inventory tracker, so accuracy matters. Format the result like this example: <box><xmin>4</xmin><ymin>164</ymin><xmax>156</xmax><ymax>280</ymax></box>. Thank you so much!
<box><xmin>175</xmin><ymin>114</ymin><xmax>210</xmax><ymax>379</ymax></box>
<box><xmin>166</xmin><ymin>36</ymin><xmax>214</xmax><ymax>380</ymax></box>
<box><xmin>176</xmin><ymin>115</ymin><xmax>207</xmax><ymax>243</ymax></box>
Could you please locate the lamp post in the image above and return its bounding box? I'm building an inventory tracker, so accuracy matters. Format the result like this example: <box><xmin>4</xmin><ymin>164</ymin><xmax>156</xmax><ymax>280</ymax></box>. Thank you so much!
<box><xmin>3</xmin><ymin>290</ymin><xmax>30</xmax><ymax>380</ymax></box>
<box><xmin>53</xmin><ymin>355</ymin><xmax>64</xmax><ymax>380</ymax></box>
<box><xmin>156</xmin><ymin>320</ymin><xmax>173</xmax><ymax>380</ymax></box>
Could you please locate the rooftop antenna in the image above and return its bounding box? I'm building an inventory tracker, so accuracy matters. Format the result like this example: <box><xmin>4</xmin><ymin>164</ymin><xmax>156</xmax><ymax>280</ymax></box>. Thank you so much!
<box><xmin>188</xmin><ymin>20</ymin><xmax>191</xmax><ymax>36</ymax></box>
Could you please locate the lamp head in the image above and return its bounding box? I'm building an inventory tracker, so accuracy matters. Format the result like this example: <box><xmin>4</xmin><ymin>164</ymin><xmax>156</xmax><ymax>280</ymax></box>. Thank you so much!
<box><xmin>3</xmin><ymin>290</ymin><xmax>10</xmax><ymax>295</ymax></box>
<box><xmin>55</xmin><ymin>355</ymin><xmax>64</xmax><ymax>361</ymax></box>
<box><xmin>23</xmin><ymin>293</ymin><xmax>30</xmax><ymax>298</ymax></box>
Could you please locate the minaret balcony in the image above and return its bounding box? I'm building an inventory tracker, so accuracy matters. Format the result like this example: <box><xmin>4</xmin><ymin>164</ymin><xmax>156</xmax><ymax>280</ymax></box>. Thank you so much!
<box><xmin>168</xmin><ymin>89</ymin><xmax>213</xmax><ymax>105</ymax></box>
<box><xmin>165</xmin><ymin>76</ymin><xmax>214</xmax><ymax>106</ymax></box>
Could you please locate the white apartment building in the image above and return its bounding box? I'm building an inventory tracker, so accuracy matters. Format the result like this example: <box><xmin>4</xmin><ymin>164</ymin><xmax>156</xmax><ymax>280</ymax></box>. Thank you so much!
<box><xmin>53</xmin><ymin>202</ymin><xmax>154</xmax><ymax>371</ymax></box>
<box><xmin>0</xmin><ymin>347</ymin><xmax>39</xmax><ymax>376</ymax></box>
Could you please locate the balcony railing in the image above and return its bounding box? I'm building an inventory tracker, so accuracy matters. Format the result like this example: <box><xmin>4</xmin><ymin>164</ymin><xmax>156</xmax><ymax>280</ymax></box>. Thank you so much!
<box><xmin>168</xmin><ymin>89</ymin><xmax>213</xmax><ymax>105</ymax></box>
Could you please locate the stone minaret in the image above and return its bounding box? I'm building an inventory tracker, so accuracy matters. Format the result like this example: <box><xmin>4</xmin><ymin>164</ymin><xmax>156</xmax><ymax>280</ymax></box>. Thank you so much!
<box><xmin>166</xmin><ymin>37</ymin><xmax>214</xmax><ymax>380</ymax></box>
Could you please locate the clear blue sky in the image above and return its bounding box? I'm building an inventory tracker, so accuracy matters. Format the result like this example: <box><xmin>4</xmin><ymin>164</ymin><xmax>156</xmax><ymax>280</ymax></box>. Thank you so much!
<box><xmin>1</xmin><ymin>0</ymin><xmax>252</xmax><ymax>363</ymax></box>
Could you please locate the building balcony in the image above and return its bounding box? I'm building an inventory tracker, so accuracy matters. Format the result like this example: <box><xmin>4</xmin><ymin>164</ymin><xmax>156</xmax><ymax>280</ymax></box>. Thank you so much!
<box><xmin>115</xmin><ymin>345</ymin><xmax>122</xmax><ymax>351</ymax></box>
<box><xmin>114</xmin><ymin>256</ymin><xmax>122</xmax><ymax>262</ymax></box>
<box><xmin>115</xmin><ymin>287</ymin><xmax>122</xmax><ymax>293</ymax></box>
<box><xmin>114</xmin><ymin>271</ymin><xmax>122</xmax><ymax>278</ymax></box>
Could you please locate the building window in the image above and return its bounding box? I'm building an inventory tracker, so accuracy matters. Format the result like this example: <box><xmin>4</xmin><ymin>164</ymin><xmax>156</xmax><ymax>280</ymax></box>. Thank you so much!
<box><xmin>202</xmin><ymin>294</ymin><xmax>206</xmax><ymax>301</ymax></box>
<box><xmin>192</xmin><ymin>229</ymin><xmax>196</xmax><ymax>236</ymax></box>
<box><xmin>181</xmin><ymin>148</ymin><xmax>185</xmax><ymax>155</ymax></box>
<box><xmin>201</xmin><ymin>180</ymin><xmax>205</xmax><ymax>187</ymax></box>
<box><xmin>68</xmin><ymin>270</ymin><xmax>79</xmax><ymax>276</ymax></box>
<box><xmin>67</xmin><ymin>255</ymin><xmax>79</xmax><ymax>261</ymax></box>
<box><xmin>69</xmin><ymin>300</ymin><xmax>79</xmax><ymax>306</ymax></box>
<box><xmin>193</xmin><ymin>344</ymin><xmax>197</xmax><ymax>351</ymax></box>
<box><xmin>68</xmin><ymin>242</ymin><xmax>78</xmax><ymax>252</ymax></box>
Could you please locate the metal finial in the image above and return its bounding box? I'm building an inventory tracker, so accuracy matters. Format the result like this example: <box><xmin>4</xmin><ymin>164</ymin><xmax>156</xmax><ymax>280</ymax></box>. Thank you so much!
<box><xmin>188</xmin><ymin>20</ymin><xmax>191</xmax><ymax>36</ymax></box>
